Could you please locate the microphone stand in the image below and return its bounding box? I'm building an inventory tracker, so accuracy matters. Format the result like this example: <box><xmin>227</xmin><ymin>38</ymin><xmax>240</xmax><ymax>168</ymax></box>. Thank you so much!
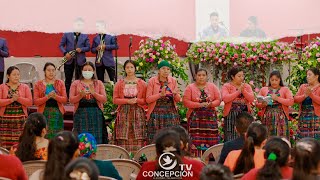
<box><xmin>129</xmin><ymin>36</ymin><xmax>132</xmax><ymax>60</ymax></box>
<box><xmin>115</xmin><ymin>36</ymin><xmax>118</xmax><ymax>83</ymax></box>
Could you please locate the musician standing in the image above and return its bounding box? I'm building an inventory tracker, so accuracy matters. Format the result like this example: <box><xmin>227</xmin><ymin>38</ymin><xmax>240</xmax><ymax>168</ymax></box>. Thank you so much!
<box><xmin>0</xmin><ymin>37</ymin><xmax>9</xmax><ymax>84</ymax></box>
<box><xmin>59</xmin><ymin>18</ymin><xmax>90</xmax><ymax>97</ymax></box>
<box><xmin>91</xmin><ymin>21</ymin><xmax>119</xmax><ymax>83</ymax></box>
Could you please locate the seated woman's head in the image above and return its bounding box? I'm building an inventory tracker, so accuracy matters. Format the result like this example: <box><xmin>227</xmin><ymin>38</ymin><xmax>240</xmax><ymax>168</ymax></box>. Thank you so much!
<box><xmin>65</xmin><ymin>157</ymin><xmax>99</xmax><ymax>180</ymax></box>
<box><xmin>15</xmin><ymin>112</ymin><xmax>47</xmax><ymax>162</ymax></box>
<box><xmin>44</xmin><ymin>131</ymin><xmax>79</xmax><ymax>180</ymax></box>
<box><xmin>78</xmin><ymin>133</ymin><xmax>97</xmax><ymax>159</ymax></box>
<box><xmin>257</xmin><ymin>137</ymin><xmax>290</xmax><ymax>180</ymax></box>
<box><xmin>233</xmin><ymin>122</ymin><xmax>268</xmax><ymax>174</ymax></box>
<box><xmin>155</xmin><ymin>129</ymin><xmax>183</xmax><ymax>174</ymax></box>
<box><xmin>170</xmin><ymin>126</ymin><xmax>191</xmax><ymax>157</ymax></box>
<box><xmin>292</xmin><ymin>138</ymin><xmax>320</xmax><ymax>180</ymax></box>
<box><xmin>200</xmin><ymin>164</ymin><xmax>234</xmax><ymax>180</ymax></box>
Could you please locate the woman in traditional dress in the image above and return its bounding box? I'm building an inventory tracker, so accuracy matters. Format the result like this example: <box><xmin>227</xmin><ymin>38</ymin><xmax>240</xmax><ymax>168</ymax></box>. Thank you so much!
<box><xmin>113</xmin><ymin>60</ymin><xmax>147</xmax><ymax>154</ymax></box>
<box><xmin>69</xmin><ymin>62</ymin><xmax>107</xmax><ymax>144</ymax></box>
<box><xmin>294</xmin><ymin>67</ymin><xmax>320</xmax><ymax>140</ymax></box>
<box><xmin>221</xmin><ymin>67</ymin><xmax>254</xmax><ymax>142</ymax></box>
<box><xmin>183</xmin><ymin>68</ymin><xmax>221</xmax><ymax>156</ymax></box>
<box><xmin>256</xmin><ymin>70</ymin><xmax>294</xmax><ymax>138</ymax></box>
<box><xmin>0</xmin><ymin>66</ymin><xmax>32</xmax><ymax>149</ymax></box>
<box><xmin>34</xmin><ymin>62</ymin><xmax>67</xmax><ymax>139</ymax></box>
<box><xmin>146</xmin><ymin>60</ymin><xmax>181</xmax><ymax>144</ymax></box>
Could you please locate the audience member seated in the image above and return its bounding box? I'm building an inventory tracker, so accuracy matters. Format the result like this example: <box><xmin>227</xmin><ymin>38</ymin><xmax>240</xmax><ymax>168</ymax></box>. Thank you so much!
<box><xmin>0</xmin><ymin>153</ymin><xmax>28</xmax><ymax>180</ymax></box>
<box><xmin>200</xmin><ymin>163</ymin><xmax>234</xmax><ymax>180</ymax></box>
<box><xmin>65</xmin><ymin>157</ymin><xmax>99</xmax><ymax>180</ymax></box>
<box><xmin>29</xmin><ymin>131</ymin><xmax>79</xmax><ymax>180</ymax></box>
<box><xmin>11</xmin><ymin>112</ymin><xmax>49</xmax><ymax>161</ymax></box>
<box><xmin>241</xmin><ymin>137</ymin><xmax>292</xmax><ymax>180</ymax></box>
<box><xmin>219</xmin><ymin>112</ymin><xmax>254</xmax><ymax>164</ymax></box>
<box><xmin>170</xmin><ymin>125</ymin><xmax>198</xmax><ymax>160</ymax></box>
<box><xmin>224</xmin><ymin>123</ymin><xmax>268</xmax><ymax>174</ymax></box>
<box><xmin>77</xmin><ymin>133</ymin><xmax>122</xmax><ymax>180</ymax></box>
<box><xmin>292</xmin><ymin>138</ymin><xmax>320</xmax><ymax>180</ymax></box>
<box><xmin>136</xmin><ymin>130</ymin><xmax>204</xmax><ymax>180</ymax></box>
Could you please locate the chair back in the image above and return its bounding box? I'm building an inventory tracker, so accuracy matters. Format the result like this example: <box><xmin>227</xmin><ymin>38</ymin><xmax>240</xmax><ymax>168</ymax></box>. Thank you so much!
<box><xmin>110</xmin><ymin>159</ymin><xmax>141</xmax><ymax>180</ymax></box>
<box><xmin>201</xmin><ymin>143</ymin><xmax>224</xmax><ymax>164</ymax></box>
<box><xmin>133</xmin><ymin>144</ymin><xmax>156</xmax><ymax>162</ymax></box>
<box><xmin>14</xmin><ymin>62</ymin><xmax>39</xmax><ymax>87</ymax></box>
<box><xmin>233</xmin><ymin>173</ymin><xmax>244</xmax><ymax>180</ymax></box>
<box><xmin>96</xmin><ymin>144</ymin><xmax>130</xmax><ymax>160</ymax></box>
<box><xmin>22</xmin><ymin>160</ymin><xmax>46</xmax><ymax>177</ymax></box>
<box><xmin>0</xmin><ymin>177</ymin><xmax>11</xmax><ymax>180</ymax></box>
<box><xmin>0</xmin><ymin>147</ymin><xmax>9</xmax><ymax>155</ymax></box>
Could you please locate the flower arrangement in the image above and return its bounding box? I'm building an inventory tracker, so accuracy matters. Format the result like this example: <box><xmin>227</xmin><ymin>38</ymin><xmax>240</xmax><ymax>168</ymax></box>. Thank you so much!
<box><xmin>186</xmin><ymin>41</ymin><xmax>294</xmax><ymax>87</ymax></box>
<box><xmin>103</xmin><ymin>81</ymin><xmax>117</xmax><ymax>143</ymax></box>
<box><xmin>133</xmin><ymin>38</ymin><xmax>189</xmax><ymax>82</ymax></box>
<box><xmin>287</xmin><ymin>38</ymin><xmax>320</xmax><ymax>94</ymax></box>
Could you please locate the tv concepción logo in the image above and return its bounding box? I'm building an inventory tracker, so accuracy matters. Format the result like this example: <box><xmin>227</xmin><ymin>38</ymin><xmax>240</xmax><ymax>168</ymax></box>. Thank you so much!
<box><xmin>142</xmin><ymin>152</ymin><xmax>193</xmax><ymax>179</ymax></box>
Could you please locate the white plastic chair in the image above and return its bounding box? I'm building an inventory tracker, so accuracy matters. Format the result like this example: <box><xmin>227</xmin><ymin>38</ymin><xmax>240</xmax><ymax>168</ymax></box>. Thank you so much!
<box><xmin>14</xmin><ymin>62</ymin><xmax>39</xmax><ymax>90</ymax></box>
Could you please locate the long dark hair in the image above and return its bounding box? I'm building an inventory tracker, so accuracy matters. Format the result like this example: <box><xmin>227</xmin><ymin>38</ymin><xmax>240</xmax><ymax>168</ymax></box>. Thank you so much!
<box><xmin>155</xmin><ymin>130</ymin><xmax>183</xmax><ymax>179</ymax></box>
<box><xmin>44</xmin><ymin>131</ymin><xmax>79</xmax><ymax>180</ymax></box>
<box><xmin>6</xmin><ymin>66</ymin><xmax>20</xmax><ymax>83</ymax></box>
<box><xmin>257</xmin><ymin>137</ymin><xmax>290</xmax><ymax>180</ymax></box>
<box><xmin>233</xmin><ymin>123</ymin><xmax>268</xmax><ymax>174</ymax></box>
<box><xmin>170</xmin><ymin>125</ymin><xmax>192</xmax><ymax>157</ymax></box>
<box><xmin>15</xmin><ymin>112</ymin><xmax>47</xmax><ymax>162</ymax></box>
<box><xmin>65</xmin><ymin>157</ymin><xmax>99</xmax><ymax>180</ymax></box>
<box><xmin>292</xmin><ymin>138</ymin><xmax>320</xmax><ymax>180</ymax></box>
<box><xmin>268</xmin><ymin>70</ymin><xmax>284</xmax><ymax>87</ymax></box>
<box><xmin>79</xmin><ymin>61</ymin><xmax>96</xmax><ymax>80</ymax></box>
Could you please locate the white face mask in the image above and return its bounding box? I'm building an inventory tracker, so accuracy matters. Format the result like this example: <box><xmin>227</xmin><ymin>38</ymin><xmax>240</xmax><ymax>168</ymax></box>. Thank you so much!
<box><xmin>82</xmin><ymin>71</ymin><xmax>94</xmax><ymax>80</ymax></box>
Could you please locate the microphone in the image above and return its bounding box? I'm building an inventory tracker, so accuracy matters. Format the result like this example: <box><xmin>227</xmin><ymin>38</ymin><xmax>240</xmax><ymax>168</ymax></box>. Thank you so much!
<box><xmin>129</xmin><ymin>36</ymin><xmax>132</xmax><ymax>48</ymax></box>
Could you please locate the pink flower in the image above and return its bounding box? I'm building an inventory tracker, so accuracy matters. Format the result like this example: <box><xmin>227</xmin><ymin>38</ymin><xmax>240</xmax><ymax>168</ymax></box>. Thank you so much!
<box><xmin>149</xmin><ymin>53</ymin><xmax>153</xmax><ymax>57</ymax></box>
<box><xmin>197</xmin><ymin>48</ymin><xmax>201</xmax><ymax>53</ymax></box>
<box><xmin>260</xmin><ymin>44</ymin><xmax>265</xmax><ymax>49</ymax></box>
<box><xmin>218</xmin><ymin>59</ymin><xmax>222</xmax><ymax>63</ymax></box>
<box><xmin>161</xmin><ymin>43</ymin><xmax>165</xmax><ymax>47</ymax></box>
<box><xmin>261</xmin><ymin>61</ymin><xmax>265</xmax><ymax>65</ymax></box>
<box><xmin>249</xmin><ymin>80</ymin><xmax>254</xmax><ymax>85</ymax></box>
<box><xmin>245</xmin><ymin>47</ymin><xmax>249</xmax><ymax>51</ymax></box>
<box><xmin>211</xmin><ymin>44</ymin><xmax>215</xmax><ymax>48</ymax></box>
<box><xmin>241</xmin><ymin>43</ymin><xmax>246</xmax><ymax>47</ymax></box>
<box><xmin>160</xmin><ymin>47</ymin><xmax>164</xmax><ymax>51</ymax></box>
<box><xmin>234</xmin><ymin>53</ymin><xmax>239</xmax><ymax>58</ymax></box>
<box><xmin>215</xmin><ymin>42</ymin><xmax>220</xmax><ymax>47</ymax></box>
<box><xmin>194</xmin><ymin>55</ymin><xmax>197</xmax><ymax>58</ymax></box>
<box><xmin>317</xmin><ymin>58</ymin><xmax>320</xmax><ymax>62</ymax></box>
<box><xmin>235</xmin><ymin>45</ymin><xmax>239</xmax><ymax>50</ymax></box>
<box><xmin>223</xmin><ymin>61</ymin><xmax>227</xmax><ymax>65</ymax></box>
<box><xmin>156</xmin><ymin>52</ymin><xmax>160</xmax><ymax>56</ymax></box>
<box><xmin>241</xmin><ymin>58</ymin><xmax>245</xmax><ymax>62</ymax></box>
<box><xmin>263</xmin><ymin>55</ymin><xmax>267</xmax><ymax>59</ymax></box>
<box><xmin>234</xmin><ymin>62</ymin><xmax>237</xmax><ymax>66</ymax></box>
<box><xmin>255</xmin><ymin>88</ymin><xmax>260</xmax><ymax>93</ymax></box>
<box><xmin>209</xmin><ymin>53</ymin><xmax>213</xmax><ymax>57</ymax></box>
<box><xmin>214</xmin><ymin>57</ymin><xmax>219</xmax><ymax>61</ymax></box>
<box><xmin>222</xmin><ymin>55</ymin><xmax>226</xmax><ymax>59</ymax></box>
<box><xmin>222</xmin><ymin>44</ymin><xmax>227</xmax><ymax>49</ymax></box>
<box><xmin>266</xmin><ymin>44</ymin><xmax>271</xmax><ymax>48</ymax></box>
<box><xmin>263</xmin><ymin>50</ymin><xmax>268</xmax><ymax>53</ymax></box>
<box><xmin>224</xmin><ymin>51</ymin><xmax>229</xmax><ymax>55</ymax></box>
<box><xmin>149</xmin><ymin>58</ymin><xmax>154</xmax><ymax>63</ymax></box>
<box><xmin>219</xmin><ymin>49</ymin><xmax>223</xmax><ymax>54</ymax></box>
<box><xmin>230</xmin><ymin>43</ymin><xmax>234</xmax><ymax>47</ymax></box>
<box><xmin>316</xmin><ymin>53</ymin><xmax>320</xmax><ymax>57</ymax></box>
<box><xmin>167</xmin><ymin>47</ymin><xmax>171</xmax><ymax>51</ymax></box>
<box><xmin>154</xmin><ymin>43</ymin><xmax>158</xmax><ymax>46</ymax></box>
<box><xmin>165</xmin><ymin>55</ymin><xmax>168</xmax><ymax>59</ymax></box>
<box><xmin>241</xmin><ymin>53</ymin><xmax>246</xmax><ymax>58</ymax></box>
<box><xmin>253</xmin><ymin>48</ymin><xmax>257</xmax><ymax>52</ymax></box>
<box><xmin>246</xmin><ymin>62</ymin><xmax>250</xmax><ymax>66</ymax></box>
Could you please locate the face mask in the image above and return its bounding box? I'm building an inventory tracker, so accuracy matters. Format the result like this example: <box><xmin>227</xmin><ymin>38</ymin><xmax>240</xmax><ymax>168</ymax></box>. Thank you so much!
<box><xmin>82</xmin><ymin>71</ymin><xmax>94</xmax><ymax>80</ymax></box>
